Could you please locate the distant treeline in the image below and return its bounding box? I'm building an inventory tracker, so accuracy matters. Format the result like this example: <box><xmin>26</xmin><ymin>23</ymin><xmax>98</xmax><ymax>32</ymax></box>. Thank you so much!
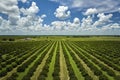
<box><xmin>0</xmin><ymin>35</ymin><xmax>120</xmax><ymax>39</ymax></box>
<box><xmin>1</xmin><ymin>38</ymin><xmax>15</xmax><ymax>41</ymax></box>
<box><xmin>69</xmin><ymin>35</ymin><xmax>120</xmax><ymax>38</ymax></box>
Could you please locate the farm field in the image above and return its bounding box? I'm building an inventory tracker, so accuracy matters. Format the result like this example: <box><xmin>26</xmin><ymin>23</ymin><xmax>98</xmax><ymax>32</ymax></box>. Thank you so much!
<box><xmin>0</xmin><ymin>36</ymin><xmax>120</xmax><ymax>80</ymax></box>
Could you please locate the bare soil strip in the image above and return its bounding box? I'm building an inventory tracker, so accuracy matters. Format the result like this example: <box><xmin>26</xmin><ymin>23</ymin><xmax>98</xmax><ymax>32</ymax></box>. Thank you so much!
<box><xmin>46</xmin><ymin>41</ymin><xmax>58</xmax><ymax>80</ymax></box>
<box><xmin>62</xmin><ymin>41</ymin><xmax>84</xmax><ymax>80</ymax></box>
<box><xmin>60</xmin><ymin>41</ymin><xmax>69</xmax><ymax>80</ymax></box>
<box><xmin>66</xmin><ymin>42</ymin><xmax>98</xmax><ymax>80</ymax></box>
<box><xmin>0</xmin><ymin>45</ymin><xmax>43</xmax><ymax>80</ymax></box>
<box><xmin>71</xmin><ymin>42</ymin><xmax>115</xmax><ymax>80</ymax></box>
<box><xmin>30</xmin><ymin>42</ymin><xmax>56</xmax><ymax>80</ymax></box>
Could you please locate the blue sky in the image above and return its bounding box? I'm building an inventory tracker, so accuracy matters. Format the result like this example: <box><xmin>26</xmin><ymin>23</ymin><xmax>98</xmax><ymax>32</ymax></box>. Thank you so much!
<box><xmin>0</xmin><ymin>0</ymin><xmax>120</xmax><ymax>35</ymax></box>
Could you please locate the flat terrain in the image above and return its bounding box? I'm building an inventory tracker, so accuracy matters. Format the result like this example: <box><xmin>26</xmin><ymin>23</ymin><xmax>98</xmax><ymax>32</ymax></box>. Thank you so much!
<box><xmin>0</xmin><ymin>36</ymin><xmax>120</xmax><ymax>80</ymax></box>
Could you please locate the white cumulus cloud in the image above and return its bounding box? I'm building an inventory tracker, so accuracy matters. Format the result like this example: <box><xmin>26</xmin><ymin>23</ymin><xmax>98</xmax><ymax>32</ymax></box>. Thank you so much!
<box><xmin>93</xmin><ymin>13</ymin><xmax>113</xmax><ymax>27</ymax></box>
<box><xmin>73</xmin><ymin>17</ymin><xmax>80</xmax><ymax>24</ymax></box>
<box><xmin>0</xmin><ymin>17</ymin><xmax>12</xmax><ymax>32</ymax></box>
<box><xmin>0</xmin><ymin>1</ymin><xmax>43</xmax><ymax>32</ymax></box>
<box><xmin>84</xmin><ymin>8</ymin><xmax>98</xmax><ymax>15</ymax></box>
<box><xmin>0</xmin><ymin>0</ymin><xmax>120</xmax><ymax>35</ymax></box>
<box><xmin>51</xmin><ymin>21</ymin><xmax>67</xmax><ymax>30</ymax></box>
<box><xmin>81</xmin><ymin>16</ymin><xmax>93</xmax><ymax>30</ymax></box>
<box><xmin>20</xmin><ymin>2</ymin><xmax>39</xmax><ymax>16</ymax></box>
<box><xmin>0</xmin><ymin>0</ymin><xmax>20</xmax><ymax>24</ymax></box>
<box><xmin>51</xmin><ymin>17</ymin><xmax>80</xmax><ymax>31</ymax></box>
<box><xmin>21</xmin><ymin>0</ymin><xmax>27</xmax><ymax>3</ymax></box>
<box><xmin>41</xmin><ymin>14</ymin><xmax>47</xmax><ymax>18</ymax></box>
<box><xmin>0</xmin><ymin>0</ymin><xmax>20</xmax><ymax>31</ymax></box>
<box><xmin>101</xmin><ymin>23</ymin><xmax>120</xmax><ymax>30</ymax></box>
<box><xmin>54</xmin><ymin>6</ymin><xmax>71</xmax><ymax>19</ymax></box>
<box><xmin>119</xmin><ymin>8</ymin><xmax>120</xmax><ymax>12</ymax></box>
<box><xmin>110</xmin><ymin>23</ymin><xmax>120</xmax><ymax>29</ymax></box>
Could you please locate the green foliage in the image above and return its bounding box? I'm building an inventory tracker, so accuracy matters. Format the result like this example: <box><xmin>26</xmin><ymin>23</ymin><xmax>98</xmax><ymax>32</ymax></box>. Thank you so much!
<box><xmin>99</xmin><ymin>74</ymin><xmax>108</xmax><ymax>80</ymax></box>
<box><xmin>0</xmin><ymin>69</ymin><xmax>7</xmax><ymax>77</ymax></box>
<box><xmin>114</xmin><ymin>75</ymin><xmax>120</xmax><ymax>80</ymax></box>
<box><xmin>6</xmin><ymin>73</ymin><xmax>18</xmax><ymax>80</ymax></box>
<box><xmin>0</xmin><ymin>38</ymin><xmax>120</xmax><ymax>80</ymax></box>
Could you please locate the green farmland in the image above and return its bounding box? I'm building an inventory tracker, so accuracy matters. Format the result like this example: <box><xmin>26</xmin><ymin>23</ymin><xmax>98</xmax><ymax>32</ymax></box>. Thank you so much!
<box><xmin>0</xmin><ymin>36</ymin><xmax>120</xmax><ymax>80</ymax></box>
